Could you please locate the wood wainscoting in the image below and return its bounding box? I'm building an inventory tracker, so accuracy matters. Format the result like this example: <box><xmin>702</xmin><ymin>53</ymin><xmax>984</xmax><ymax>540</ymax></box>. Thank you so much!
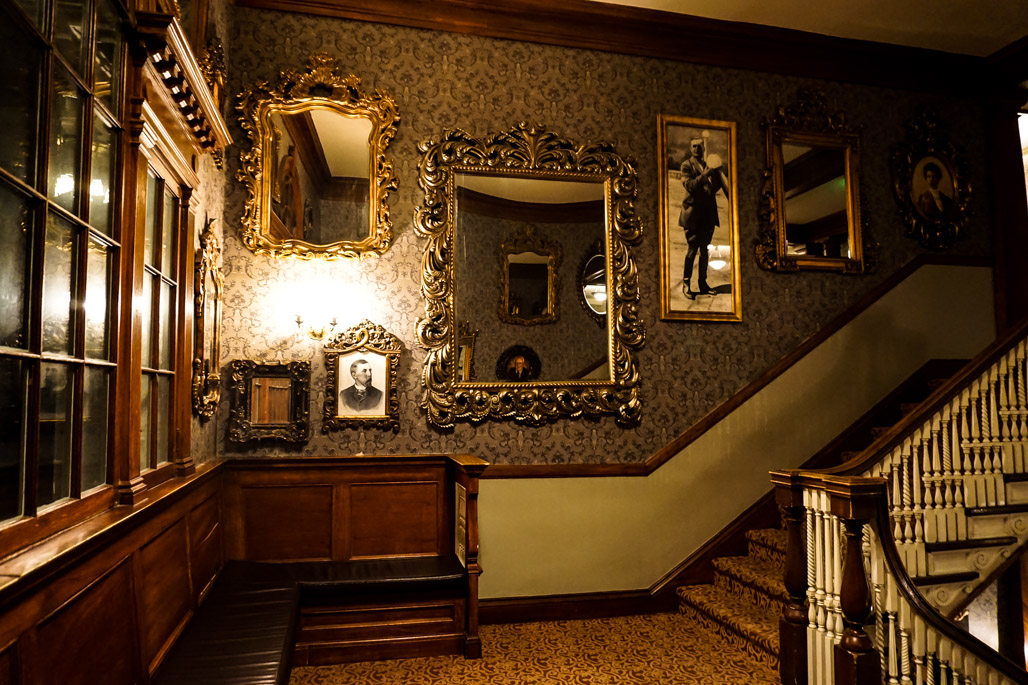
<box><xmin>0</xmin><ymin>464</ymin><xmax>223</xmax><ymax>684</ymax></box>
<box><xmin>222</xmin><ymin>455</ymin><xmax>486</xmax><ymax>665</ymax></box>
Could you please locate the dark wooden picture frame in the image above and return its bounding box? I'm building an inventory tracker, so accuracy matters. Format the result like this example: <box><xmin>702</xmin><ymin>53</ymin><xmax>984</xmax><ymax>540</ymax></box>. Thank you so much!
<box><xmin>323</xmin><ymin>320</ymin><xmax>401</xmax><ymax>432</ymax></box>
<box><xmin>227</xmin><ymin>360</ymin><xmax>311</xmax><ymax>443</ymax></box>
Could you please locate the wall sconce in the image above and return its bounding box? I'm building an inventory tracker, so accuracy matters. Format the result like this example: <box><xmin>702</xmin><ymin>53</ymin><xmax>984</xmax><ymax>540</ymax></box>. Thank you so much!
<box><xmin>295</xmin><ymin>314</ymin><xmax>337</xmax><ymax>341</ymax></box>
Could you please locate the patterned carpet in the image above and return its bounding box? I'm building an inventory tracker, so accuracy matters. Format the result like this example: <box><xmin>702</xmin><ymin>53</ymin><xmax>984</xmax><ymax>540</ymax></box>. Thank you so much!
<box><xmin>289</xmin><ymin>613</ymin><xmax>781</xmax><ymax>684</ymax></box>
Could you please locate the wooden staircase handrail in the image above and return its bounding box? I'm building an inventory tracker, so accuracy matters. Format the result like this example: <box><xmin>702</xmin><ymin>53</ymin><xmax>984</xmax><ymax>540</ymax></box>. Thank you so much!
<box><xmin>820</xmin><ymin>315</ymin><xmax>1028</xmax><ymax>478</ymax></box>
<box><xmin>863</xmin><ymin>474</ymin><xmax>1028</xmax><ymax>684</ymax></box>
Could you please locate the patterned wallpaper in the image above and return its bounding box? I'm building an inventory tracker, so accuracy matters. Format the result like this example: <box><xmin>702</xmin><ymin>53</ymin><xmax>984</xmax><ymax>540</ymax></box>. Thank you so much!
<box><xmin>211</xmin><ymin>7</ymin><xmax>992</xmax><ymax>465</ymax></box>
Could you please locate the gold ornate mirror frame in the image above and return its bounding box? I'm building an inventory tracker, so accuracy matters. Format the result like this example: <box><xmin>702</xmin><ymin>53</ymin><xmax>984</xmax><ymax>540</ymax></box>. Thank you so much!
<box><xmin>236</xmin><ymin>53</ymin><xmax>399</xmax><ymax>260</ymax></box>
<box><xmin>192</xmin><ymin>219</ymin><xmax>223</xmax><ymax>419</ymax></box>
<box><xmin>755</xmin><ymin>89</ymin><xmax>877</xmax><ymax>274</ymax></box>
<box><xmin>498</xmin><ymin>224</ymin><xmax>562</xmax><ymax>326</ymax></box>
<box><xmin>415</xmin><ymin>122</ymin><xmax>644</xmax><ymax>428</ymax></box>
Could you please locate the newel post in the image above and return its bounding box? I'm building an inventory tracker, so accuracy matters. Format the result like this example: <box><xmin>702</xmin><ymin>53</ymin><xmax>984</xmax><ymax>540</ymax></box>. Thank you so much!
<box><xmin>770</xmin><ymin>470</ymin><xmax>808</xmax><ymax>685</ymax></box>
<box><xmin>823</xmin><ymin>475</ymin><xmax>885</xmax><ymax>685</ymax></box>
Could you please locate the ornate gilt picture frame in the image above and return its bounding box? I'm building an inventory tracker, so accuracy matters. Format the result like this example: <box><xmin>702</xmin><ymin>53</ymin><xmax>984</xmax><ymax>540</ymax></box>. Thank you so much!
<box><xmin>415</xmin><ymin>122</ymin><xmax>645</xmax><ymax>428</ymax></box>
<box><xmin>658</xmin><ymin>115</ymin><xmax>741</xmax><ymax>322</ymax></box>
<box><xmin>227</xmin><ymin>360</ymin><xmax>311</xmax><ymax>442</ymax></box>
<box><xmin>323</xmin><ymin>320</ymin><xmax>401</xmax><ymax>432</ymax></box>
<box><xmin>498</xmin><ymin>224</ymin><xmax>562</xmax><ymax>326</ymax></box>
<box><xmin>889</xmin><ymin>110</ymin><xmax>972</xmax><ymax>251</ymax></box>
<box><xmin>236</xmin><ymin>53</ymin><xmax>400</xmax><ymax>260</ymax></box>
<box><xmin>192</xmin><ymin>218</ymin><xmax>223</xmax><ymax>419</ymax></box>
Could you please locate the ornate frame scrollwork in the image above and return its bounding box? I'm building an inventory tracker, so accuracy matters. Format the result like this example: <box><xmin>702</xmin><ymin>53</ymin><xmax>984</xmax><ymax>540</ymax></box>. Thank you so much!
<box><xmin>415</xmin><ymin>122</ymin><xmax>645</xmax><ymax>428</ymax></box>
<box><xmin>236</xmin><ymin>52</ymin><xmax>399</xmax><ymax>260</ymax></box>
<box><xmin>755</xmin><ymin>89</ymin><xmax>877</xmax><ymax>273</ymax></box>
<box><xmin>498</xmin><ymin>224</ymin><xmax>562</xmax><ymax>325</ymax></box>
<box><xmin>889</xmin><ymin>110</ymin><xmax>972</xmax><ymax>251</ymax></box>
<box><xmin>192</xmin><ymin>219</ymin><xmax>223</xmax><ymax>420</ymax></box>
<box><xmin>323</xmin><ymin>320</ymin><xmax>401</xmax><ymax>432</ymax></box>
<box><xmin>227</xmin><ymin>360</ymin><xmax>311</xmax><ymax>442</ymax></box>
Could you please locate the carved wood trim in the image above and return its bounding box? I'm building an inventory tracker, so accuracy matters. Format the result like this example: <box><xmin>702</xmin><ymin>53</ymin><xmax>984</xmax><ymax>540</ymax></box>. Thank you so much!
<box><xmin>230</xmin><ymin>0</ymin><xmax>986</xmax><ymax>94</ymax></box>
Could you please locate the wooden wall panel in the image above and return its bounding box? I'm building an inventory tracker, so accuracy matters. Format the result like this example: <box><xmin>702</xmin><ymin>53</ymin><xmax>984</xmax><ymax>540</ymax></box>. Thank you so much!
<box><xmin>0</xmin><ymin>643</ymin><xmax>16</xmax><ymax>685</ymax></box>
<box><xmin>34</xmin><ymin>563</ymin><xmax>136</xmax><ymax>685</ymax></box>
<box><xmin>136</xmin><ymin>520</ymin><xmax>192</xmax><ymax>673</ymax></box>
<box><xmin>187</xmin><ymin>494</ymin><xmax>222</xmax><ymax>602</ymax></box>
<box><xmin>350</xmin><ymin>482</ymin><xmax>438</xmax><ymax>559</ymax></box>
<box><xmin>242</xmin><ymin>485</ymin><xmax>333</xmax><ymax>560</ymax></box>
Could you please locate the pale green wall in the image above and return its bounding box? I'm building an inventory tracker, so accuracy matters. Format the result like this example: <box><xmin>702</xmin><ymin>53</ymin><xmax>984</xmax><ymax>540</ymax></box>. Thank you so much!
<box><xmin>478</xmin><ymin>264</ymin><xmax>995</xmax><ymax>598</ymax></box>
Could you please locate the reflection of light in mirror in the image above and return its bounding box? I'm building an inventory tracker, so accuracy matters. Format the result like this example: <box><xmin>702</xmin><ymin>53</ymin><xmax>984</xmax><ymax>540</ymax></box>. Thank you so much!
<box><xmin>585</xmin><ymin>286</ymin><xmax>607</xmax><ymax>303</ymax></box>
<box><xmin>54</xmin><ymin>174</ymin><xmax>75</xmax><ymax>197</ymax></box>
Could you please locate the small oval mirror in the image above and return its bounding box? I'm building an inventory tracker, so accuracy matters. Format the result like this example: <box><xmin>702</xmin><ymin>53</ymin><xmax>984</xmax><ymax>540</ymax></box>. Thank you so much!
<box><xmin>580</xmin><ymin>251</ymin><xmax>606</xmax><ymax>318</ymax></box>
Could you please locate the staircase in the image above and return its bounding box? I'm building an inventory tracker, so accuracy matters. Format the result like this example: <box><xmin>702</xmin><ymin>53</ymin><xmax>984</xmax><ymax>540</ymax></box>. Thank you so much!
<box><xmin>675</xmin><ymin>360</ymin><xmax>967</xmax><ymax>672</ymax></box>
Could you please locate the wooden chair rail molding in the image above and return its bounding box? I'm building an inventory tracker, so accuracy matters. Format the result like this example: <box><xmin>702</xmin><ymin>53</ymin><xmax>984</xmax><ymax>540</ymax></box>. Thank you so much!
<box><xmin>230</xmin><ymin>0</ymin><xmax>989</xmax><ymax>94</ymax></box>
<box><xmin>484</xmin><ymin>253</ymin><xmax>992</xmax><ymax>479</ymax></box>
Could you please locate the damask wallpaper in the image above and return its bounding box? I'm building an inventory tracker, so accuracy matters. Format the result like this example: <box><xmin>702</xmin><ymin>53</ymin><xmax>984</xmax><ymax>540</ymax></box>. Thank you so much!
<box><xmin>212</xmin><ymin>7</ymin><xmax>992</xmax><ymax>465</ymax></box>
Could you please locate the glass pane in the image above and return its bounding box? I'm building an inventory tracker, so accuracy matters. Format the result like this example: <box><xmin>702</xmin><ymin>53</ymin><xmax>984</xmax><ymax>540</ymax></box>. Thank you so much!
<box><xmin>139</xmin><ymin>374</ymin><xmax>151</xmax><ymax>471</ymax></box>
<box><xmin>84</xmin><ymin>237</ymin><xmax>110</xmax><ymax>359</ymax></box>
<box><xmin>42</xmin><ymin>213</ymin><xmax>77</xmax><ymax>355</ymax></box>
<box><xmin>0</xmin><ymin>184</ymin><xmax>33</xmax><ymax>349</ymax></box>
<box><xmin>139</xmin><ymin>273</ymin><xmax>153</xmax><ymax>368</ymax></box>
<box><xmin>39</xmin><ymin>362</ymin><xmax>74</xmax><ymax>507</ymax></box>
<box><xmin>54</xmin><ymin>0</ymin><xmax>90</xmax><ymax>77</ymax></box>
<box><xmin>0</xmin><ymin>14</ymin><xmax>42</xmax><ymax>184</ymax></box>
<box><xmin>11</xmin><ymin>0</ymin><xmax>45</xmax><ymax>30</ymax></box>
<box><xmin>161</xmin><ymin>188</ymin><xmax>176</xmax><ymax>275</ymax></box>
<box><xmin>144</xmin><ymin>170</ymin><xmax>156</xmax><ymax>266</ymax></box>
<box><xmin>93</xmin><ymin>0</ymin><xmax>121</xmax><ymax>110</ymax></box>
<box><xmin>0</xmin><ymin>357</ymin><xmax>28</xmax><ymax>522</ymax></box>
<box><xmin>156</xmin><ymin>375</ymin><xmax>169</xmax><ymax>466</ymax></box>
<box><xmin>82</xmin><ymin>366</ymin><xmax>108</xmax><ymax>490</ymax></box>
<box><xmin>48</xmin><ymin>67</ymin><xmax>84</xmax><ymax>214</ymax></box>
<box><xmin>88</xmin><ymin>112</ymin><xmax>115</xmax><ymax>233</ymax></box>
<box><xmin>159</xmin><ymin>281</ymin><xmax>172</xmax><ymax>369</ymax></box>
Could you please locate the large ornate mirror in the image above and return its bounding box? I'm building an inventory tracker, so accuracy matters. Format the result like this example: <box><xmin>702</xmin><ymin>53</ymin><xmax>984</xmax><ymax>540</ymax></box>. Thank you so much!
<box><xmin>755</xmin><ymin>90</ymin><xmax>876</xmax><ymax>273</ymax></box>
<box><xmin>415</xmin><ymin>123</ymin><xmax>644</xmax><ymax>427</ymax></box>
<box><xmin>227</xmin><ymin>360</ymin><xmax>311</xmax><ymax>442</ymax></box>
<box><xmin>192</xmin><ymin>220</ymin><xmax>222</xmax><ymax>419</ymax></box>
<box><xmin>237</xmin><ymin>53</ymin><xmax>399</xmax><ymax>259</ymax></box>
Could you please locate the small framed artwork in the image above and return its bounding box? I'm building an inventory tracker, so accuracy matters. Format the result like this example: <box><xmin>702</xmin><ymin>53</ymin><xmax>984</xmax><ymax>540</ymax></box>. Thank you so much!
<box><xmin>658</xmin><ymin>115</ymin><xmax>741</xmax><ymax>322</ymax></box>
<box><xmin>323</xmin><ymin>319</ymin><xmax>401</xmax><ymax>432</ymax></box>
<box><xmin>889</xmin><ymin>110</ymin><xmax>971</xmax><ymax>251</ymax></box>
<box><xmin>495</xmin><ymin>345</ymin><xmax>541</xmax><ymax>382</ymax></box>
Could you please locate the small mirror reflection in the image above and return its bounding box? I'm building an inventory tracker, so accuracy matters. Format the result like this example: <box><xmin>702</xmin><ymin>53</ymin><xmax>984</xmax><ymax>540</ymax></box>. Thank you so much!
<box><xmin>780</xmin><ymin>142</ymin><xmax>849</xmax><ymax>258</ymax></box>
<box><xmin>250</xmin><ymin>376</ymin><xmax>292</xmax><ymax>425</ymax></box>
<box><xmin>581</xmin><ymin>253</ymin><xmax>606</xmax><ymax>316</ymax></box>
<box><xmin>267</xmin><ymin>109</ymin><xmax>371</xmax><ymax>246</ymax></box>
<box><xmin>506</xmin><ymin>252</ymin><xmax>550</xmax><ymax>320</ymax></box>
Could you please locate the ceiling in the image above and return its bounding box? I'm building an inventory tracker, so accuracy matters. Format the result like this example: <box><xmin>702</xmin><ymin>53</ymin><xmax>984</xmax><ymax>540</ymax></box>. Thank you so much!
<box><xmin>584</xmin><ymin>0</ymin><xmax>1028</xmax><ymax>57</ymax></box>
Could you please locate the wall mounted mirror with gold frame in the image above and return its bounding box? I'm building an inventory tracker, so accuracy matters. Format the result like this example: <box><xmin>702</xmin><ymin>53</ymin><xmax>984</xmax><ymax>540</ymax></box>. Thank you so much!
<box><xmin>755</xmin><ymin>90</ymin><xmax>876</xmax><ymax>273</ymax></box>
<box><xmin>192</xmin><ymin>220</ymin><xmax>223</xmax><ymax>419</ymax></box>
<box><xmin>415</xmin><ymin>123</ymin><xmax>644</xmax><ymax>428</ymax></box>
<box><xmin>227</xmin><ymin>360</ymin><xmax>311</xmax><ymax>442</ymax></box>
<box><xmin>237</xmin><ymin>53</ymin><xmax>399</xmax><ymax>260</ymax></box>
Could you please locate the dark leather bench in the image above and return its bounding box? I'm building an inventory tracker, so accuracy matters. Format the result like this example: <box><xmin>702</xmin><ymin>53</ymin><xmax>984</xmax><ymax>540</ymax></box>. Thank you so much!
<box><xmin>153</xmin><ymin>557</ymin><xmax>468</xmax><ymax>684</ymax></box>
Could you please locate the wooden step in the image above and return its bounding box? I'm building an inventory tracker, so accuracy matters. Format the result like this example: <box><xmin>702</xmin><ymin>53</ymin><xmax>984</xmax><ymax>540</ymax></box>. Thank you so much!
<box><xmin>910</xmin><ymin>570</ymin><xmax>979</xmax><ymax>587</ymax></box>
<box><xmin>925</xmin><ymin>536</ymin><xmax>1017</xmax><ymax>553</ymax></box>
<box><xmin>677</xmin><ymin>585</ymin><xmax>779</xmax><ymax>669</ymax></box>
<box><xmin>965</xmin><ymin>503</ymin><xmax>1028</xmax><ymax>517</ymax></box>
<box><xmin>713</xmin><ymin>555</ymin><xmax>787</xmax><ymax>614</ymax></box>
<box><xmin>1004</xmin><ymin>473</ymin><xmax>1028</xmax><ymax>483</ymax></box>
<box><xmin>745</xmin><ymin>528</ymin><xmax>786</xmax><ymax>567</ymax></box>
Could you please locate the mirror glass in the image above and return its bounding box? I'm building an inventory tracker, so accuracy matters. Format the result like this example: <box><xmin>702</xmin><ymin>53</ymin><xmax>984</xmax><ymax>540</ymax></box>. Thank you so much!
<box><xmin>580</xmin><ymin>252</ymin><xmax>606</xmax><ymax>317</ymax></box>
<box><xmin>265</xmin><ymin>109</ymin><xmax>371</xmax><ymax>246</ymax></box>
<box><xmin>780</xmin><ymin>142</ymin><xmax>849</xmax><ymax>258</ymax></box>
<box><xmin>250</xmin><ymin>376</ymin><xmax>292</xmax><ymax>424</ymax></box>
<box><xmin>454</xmin><ymin>174</ymin><xmax>608</xmax><ymax>383</ymax></box>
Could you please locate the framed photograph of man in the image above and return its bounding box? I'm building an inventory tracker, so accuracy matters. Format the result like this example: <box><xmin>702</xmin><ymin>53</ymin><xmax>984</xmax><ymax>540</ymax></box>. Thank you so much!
<box><xmin>889</xmin><ymin>110</ymin><xmax>971</xmax><ymax>251</ymax></box>
<box><xmin>658</xmin><ymin>115</ymin><xmax>741</xmax><ymax>322</ymax></box>
<box><xmin>322</xmin><ymin>319</ymin><xmax>401</xmax><ymax>432</ymax></box>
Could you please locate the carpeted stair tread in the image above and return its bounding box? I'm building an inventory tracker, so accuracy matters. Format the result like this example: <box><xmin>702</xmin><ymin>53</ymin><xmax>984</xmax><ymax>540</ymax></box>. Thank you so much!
<box><xmin>677</xmin><ymin>584</ymin><xmax>780</xmax><ymax>664</ymax></box>
<box><xmin>713</xmin><ymin>555</ymin><xmax>788</xmax><ymax>610</ymax></box>
<box><xmin>745</xmin><ymin>528</ymin><xmax>787</xmax><ymax>566</ymax></box>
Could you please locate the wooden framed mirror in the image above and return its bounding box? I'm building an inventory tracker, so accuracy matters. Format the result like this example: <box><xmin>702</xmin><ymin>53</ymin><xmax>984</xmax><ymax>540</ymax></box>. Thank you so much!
<box><xmin>755</xmin><ymin>90</ymin><xmax>877</xmax><ymax>273</ymax></box>
<box><xmin>192</xmin><ymin>219</ymin><xmax>222</xmax><ymax>419</ymax></box>
<box><xmin>237</xmin><ymin>53</ymin><xmax>399</xmax><ymax>260</ymax></box>
<box><xmin>227</xmin><ymin>360</ymin><xmax>311</xmax><ymax>442</ymax></box>
<box><xmin>415</xmin><ymin>123</ymin><xmax>644</xmax><ymax>427</ymax></box>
